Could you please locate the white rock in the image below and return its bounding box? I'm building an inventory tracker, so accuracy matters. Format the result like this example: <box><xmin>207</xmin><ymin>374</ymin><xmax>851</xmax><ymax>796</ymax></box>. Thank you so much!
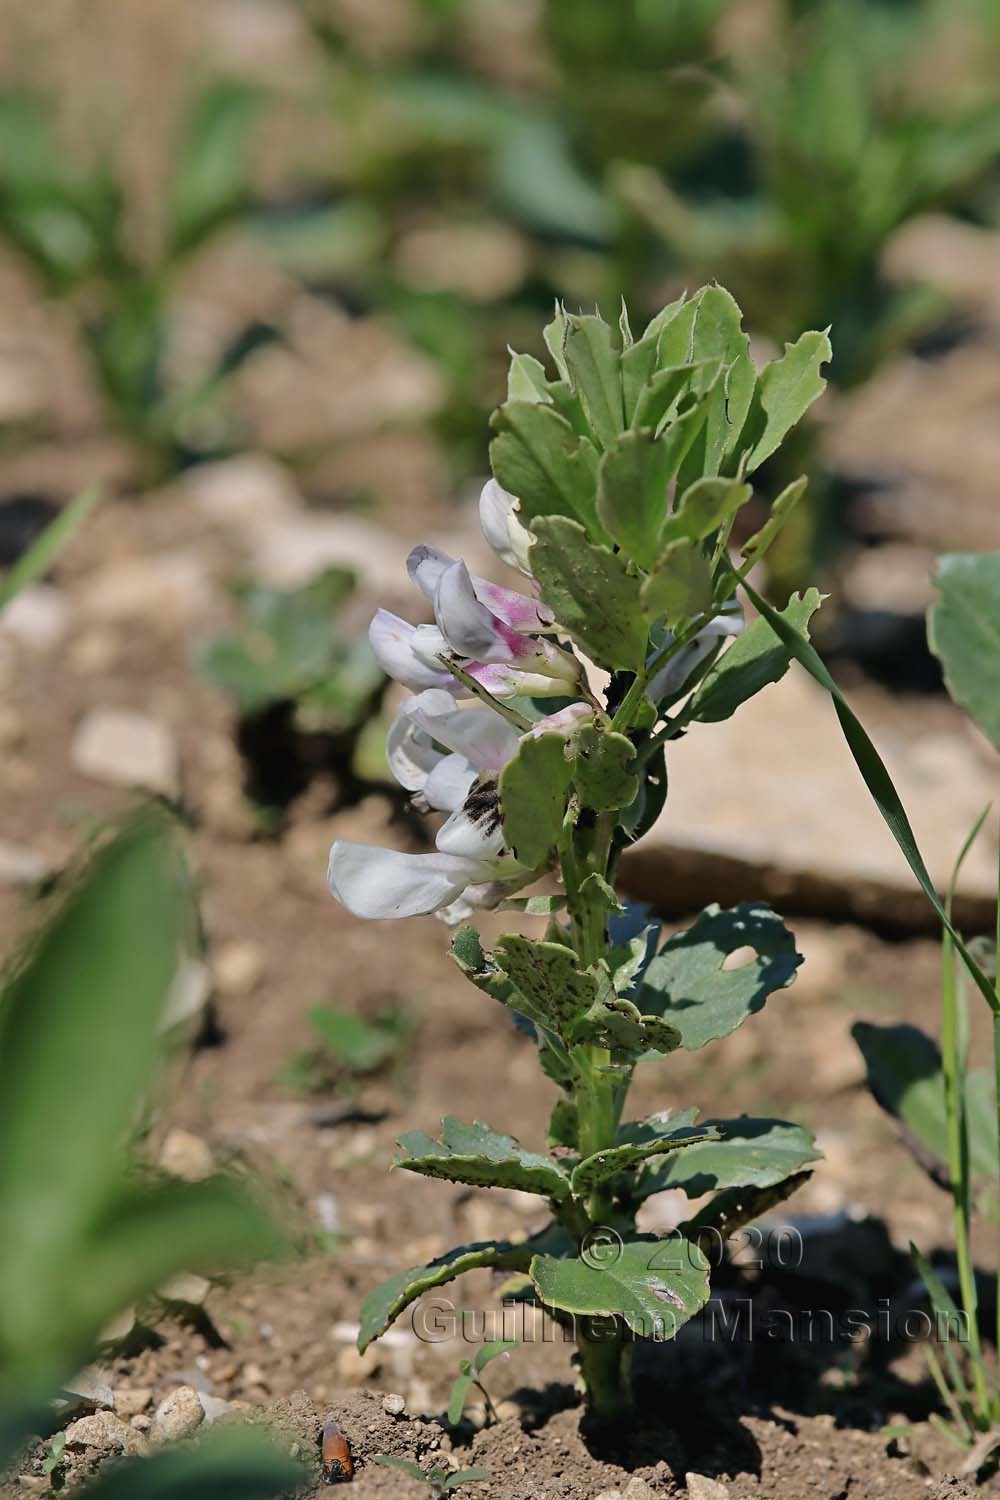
<box><xmin>0</xmin><ymin>841</ymin><xmax>49</xmax><ymax>887</ymax></box>
<box><xmin>686</xmin><ymin>1476</ymin><xmax>730</xmax><ymax>1499</ymax></box>
<box><xmin>622</xmin><ymin>1484</ymin><xmax>655</xmax><ymax>1500</ymax></box>
<box><xmin>180</xmin><ymin>453</ymin><xmax>303</xmax><ymax>527</ymax></box>
<box><xmin>249</xmin><ymin>513</ymin><xmax>409</xmax><ymax>593</ymax></box>
<box><xmin>71</xmin><ymin>708</ymin><xmax>179</xmax><ymax>796</ymax></box>
<box><xmin>197</xmin><ymin>1393</ymin><xmax>232</xmax><ymax>1425</ymax></box>
<box><xmin>80</xmin><ymin>552</ymin><xmax>213</xmax><ymax>625</ymax></box>
<box><xmin>158</xmin><ymin>1128</ymin><xmax>214</xmax><ymax>1182</ymax></box>
<box><xmin>158</xmin><ymin>1273</ymin><xmax>211</xmax><ymax>1307</ymax></box>
<box><xmin>214</xmin><ymin>940</ymin><xmax>264</xmax><ymax>996</ymax></box>
<box><xmin>61</xmin><ymin>1369</ymin><xmax>114</xmax><ymax>1410</ymax></box>
<box><xmin>150</xmin><ymin>1386</ymin><xmax>204</xmax><ymax>1444</ymax></box>
<box><xmin>0</xmin><ymin>584</ymin><xmax>70</xmax><ymax>650</ymax></box>
<box><xmin>382</xmin><ymin>1393</ymin><xmax>406</xmax><ymax>1416</ymax></box>
<box><xmin>64</xmin><ymin>1411</ymin><xmax>135</xmax><ymax>1454</ymax></box>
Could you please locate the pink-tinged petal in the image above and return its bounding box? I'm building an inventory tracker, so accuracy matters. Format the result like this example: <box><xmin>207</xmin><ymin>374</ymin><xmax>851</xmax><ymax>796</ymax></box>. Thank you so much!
<box><xmin>407</xmin><ymin>544</ymin><xmax>453</xmax><ymax>602</ymax></box>
<box><xmin>423</xmin><ymin>753</ymin><xmax>477</xmax><ymax>812</ymax></box>
<box><xmin>474</xmin><ymin>578</ymin><xmax>553</xmax><ymax>633</ymax></box>
<box><xmin>526</xmin><ymin>702</ymin><xmax>593</xmax><ymax>739</ymax></box>
<box><xmin>400</xmin><ymin>690</ymin><xmax>519</xmax><ymax>772</ymax></box>
<box><xmin>327</xmin><ymin>841</ymin><xmax>485</xmax><ymax>919</ymax></box>
<box><xmin>464</xmin><ymin>660</ymin><xmax>580</xmax><ymax>699</ymax></box>
<box><xmin>434</xmin><ymin>560</ymin><xmax>506</xmax><ymax>659</ymax></box>
<box><xmin>369</xmin><ymin>610</ymin><xmax>456</xmax><ymax>692</ymax></box>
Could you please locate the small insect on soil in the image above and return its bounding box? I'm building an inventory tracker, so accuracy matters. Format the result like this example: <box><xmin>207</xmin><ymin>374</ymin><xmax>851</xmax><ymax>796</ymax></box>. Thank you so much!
<box><xmin>322</xmin><ymin>1416</ymin><xmax>355</xmax><ymax>1483</ymax></box>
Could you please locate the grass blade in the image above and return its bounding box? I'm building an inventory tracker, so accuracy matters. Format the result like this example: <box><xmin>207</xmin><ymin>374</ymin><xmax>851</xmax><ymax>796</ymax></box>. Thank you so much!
<box><xmin>0</xmin><ymin>485</ymin><xmax>99</xmax><ymax>611</ymax></box>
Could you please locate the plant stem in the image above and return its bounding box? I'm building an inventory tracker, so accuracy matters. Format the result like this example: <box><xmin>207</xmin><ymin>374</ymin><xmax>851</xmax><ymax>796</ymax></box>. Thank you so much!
<box><xmin>994</xmin><ymin>828</ymin><xmax>1000</xmax><ymax>1418</ymax></box>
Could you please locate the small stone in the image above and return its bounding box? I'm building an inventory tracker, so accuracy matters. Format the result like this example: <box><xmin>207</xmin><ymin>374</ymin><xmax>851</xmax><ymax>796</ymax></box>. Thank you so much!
<box><xmin>17</xmin><ymin>1476</ymin><xmax>47</xmax><ymax>1490</ymax></box>
<box><xmin>113</xmin><ymin>1388</ymin><xmax>152</xmax><ymax>1418</ymax></box>
<box><xmin>181</xmin><ymin>454</ymin><xmax>302</xmax><ymax>528</ymax></box>
<box><xmin>197</xmin><ymin>1393</ymin><xmax>232</xmax><ymax>1425</ymax></box>
<box><xmin>158</xmin><ymin>1273</ymin><xmax>211</xmax><ymax>1308</ymax></box>
<box><xmin>214</xmin><ymin>940</ymin><xmax>264</xmax><ymax>997</ymax></box>
<box><xmin>622</xmin><ymin>1483</ymin><xmax>655</xmax><ymax>1500</ymax></box>
<box><xmin>381</xmin><ymin>1393</ymin><xmax>406</xmax><ymax>1417</ymax></box>
<box><xmin>241</xmin><ymin>1362</ymin><xmax>267</xmax><ymax>1388</ymax></box>
<box><xmin>98</xmin><ymin>1305</ymin><xmax>136</xmax><ymax>1345</ymax></box>
<box><xmin>130</xmin><ymin>1415</ymin><xmax>151</xmax><ymax>1432</ymax></box>
<box><xmin>314</xmin><ymin>1193</ymin><xmax>340</xmax><ymax>1234</ymax></box>
<box><xmin>494</xmin><ymin>1400</ymin><xmax>521</xmax><ymax>1423</ymax></box>
<box><xmin>0</xmin><ymin>584</ymin><xmax>70</xmax><ymax>651</ymax></box>
<box><xmin>80</xmin><ymin>552</ymin><xmax>212</xmax><ymax>626</ymax></box>
<box><xmin>64</xmin><ymin>1411</ymin><xmax>135</xmax><ymax>1454</ymax></box>
<box><xmin>61</xmin><ymin>1369</ymin><xmax>114</xmax><ymax>1410</ymax></box>
<box><xmin>71</xmin><ymin>708</ymin><xmax>179</xmax><ymax>796</ymax></box>
<box><xmin>249</xmin><ymin>513</ymin><xmax>409</xmax><ymax>593</ymax></box>
<box><xmin>686</xmin><ymin>1476</ymin><xmax>730</xmax><ymax>1500</ymax></box>
<box><xmin>592</xmin><ymin>1490</ymin><xmax>623</xmax><ymax>1500</ymax></box>
<box><xmin>158</xmin><ymin>1129</ymin><xmax>214</xmax><ymax>1182</ymax></box>
<box><xmin>0</xmin><ymin>841</ymin><xmax>50</xmax><ymax>888</ymax></box>
<box><xmin>150</xmin><ymin>1386</ymin><xmax>204</xmax><ymax>1444</ymax></box>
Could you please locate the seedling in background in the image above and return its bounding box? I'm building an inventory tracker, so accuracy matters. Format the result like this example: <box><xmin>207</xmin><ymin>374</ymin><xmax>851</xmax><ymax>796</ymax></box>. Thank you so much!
<box><xmin>448</xmin><ymin>1340</ymin><xmax>516</xmax><ymax>1428</ymax></box>
<box><xmin>372</xmin><ymin>1457</ymin><xmax>489</xmax><ymax>1496</ymax></box>
<box><xmin>0</xmin><ymin>83</ymin><xmax>265</xmax><ymax>477</ymax></box>
<box><xmin>279</xmin><ymin>1002</ymin><xmax>412</xmax><ymax>1099</ymax></box>
<box><xmin>199</xmin><ymin>566</ymin><xmax>389</xmax><ymax>824</ymax></box>
<box><xmin>328</xmin><ymin>287</ymin><xmax>828</xmax><ymax>1423</ymax></box>
<box><xmin>850</xmin><ymin>551</ymin><xmax>1000</xmax><ymax>1449</ymax></box>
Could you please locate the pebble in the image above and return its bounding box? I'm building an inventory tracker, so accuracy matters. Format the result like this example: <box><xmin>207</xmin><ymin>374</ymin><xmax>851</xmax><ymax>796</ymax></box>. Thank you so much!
<box><xmin>64</xmin><ymin>1411</ymin><xmax>136</xmax><ymax>1455</ymax></box>
<box><xmin>80</xmin><ymin>552</ymin><xmax>213</xmax><ymax>626</ymax></box>
<box><xmin>0</xmin><ymin>584</ymin><xmax>70</xmax><ymax>650</ymax></box>
<box><xmin>113</xmin><ymin>1388</ymin><xmax>152</xmax><ymax>1418</ymax></box>
<box><xmin>70</xmin><ymin>708</ymin><xmax>180</xmax><ymax>796</ymax></box>
<box><xmin>0</xmin><ymin>841</ymin><xmax>49</xmax><ymax>888</ymax></box>
<box><xmin>198</xmin><ymin>1393</ymin><xmax>232</xmax><ymax>1425</ymax></box>
<box><xmin>60</xmin><ymin>1369</ymin><xmax>114</xmax><ymax>1411</ymax></box>
<box><xmin>158</xmin><ymin>1129</ymin><xmax>214</xmax><ymax>1182</ymax></box>
<box><xmin>214</xmin><ymin>940</ymin><xmax>264</xmax><ymax>996</ymax></box>
<box><xmin>150</xmin><ymin>1386</ymin><xmax>205</xmax><ymax>1444</ymax></box>
<box><xmin>180</xmin><ymin>453</ymin><xmax>302</xmax><ymax>528</ymax></box>
<box><xmin>158</xmin><ymin>1273</ymin><xmax>211</xmax><ymax>1308</ymax></box>
<box><xmin>686</xmin><ymin>1476</ymin><xmax>730</xmax><ymax>1499</ymax></box>
<box><xmin>381</xmin><ymin>1393</ymin><xmax>406</xmax><ymax>1417</ymax></box>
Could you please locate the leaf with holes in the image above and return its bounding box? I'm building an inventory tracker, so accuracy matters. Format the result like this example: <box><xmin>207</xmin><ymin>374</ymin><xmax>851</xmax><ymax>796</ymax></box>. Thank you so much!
<box><xmin>530</xmin><ymin>516</ymin><xmax>646</xmax><ymax>670</ymax></box>
<box><xmin>493</xmin><ymin>936</ymin><xmax>597</xmax><ymax>1039</ymax></box>
<box><xmin>734</xmin><ymin>330</ymin><xmax>831</xmax><ymax>474</ymax></box>
<box><xmin>640</xmin><ymin>538</ymin><xmax>714</xmax><ymax>626</ymax></box>
<box><xmin>499</xmin><ymin>732</ymin><xmax>572</xmax><ymax>869</ymax></box>
<box><xmin>572</xmin><ymin>726</ymin><xmax>638</xmax><ymax>812</ymax></box>
<box><xmin>740</xmin><ymin>477</ymin><xmax>808</xmax><ymax>566</ymax></box>
<box><xmin>637</xmin><ymin>902</ymin><xmax>801</xmax><ymax>1050</ymax></box>
<box><xmin>928</xmin><ymin>551</ymin><xmax>1000</xmax><ymax>748</ymax></box>
<box><xmin>396</xmin><ymin>1117</ymin><xmax>570</xmax><ymax>1200</ymax></box>
<box><xmin>659</xmin><ymin>476</ymin><xmax>752</xmax><ymax>548</ymax></box>
<box><xmin>634</xmin><ymin>1118</ymin><xmax>820</xmax><ymax>1201</ymax></box>
<box><xmin>530</xmin><ymin>1237</ymin><xmax>710</xmax><ymax>1340</ymax></box>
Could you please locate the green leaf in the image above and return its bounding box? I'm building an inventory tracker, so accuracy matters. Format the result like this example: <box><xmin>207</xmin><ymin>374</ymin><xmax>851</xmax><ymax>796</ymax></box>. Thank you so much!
<box><xmin>659</xmin><ymin>476</ymin><xmax>752</xmax><ymax>547</ymax></box>
<box><xmin>928</xmin><ymin>552</ymin><xmax>1000</xmax><ymax>748</ymax></box>
<box><xmin>499</xmin><ymin>732</ymin><xmax>573</xmax><ymax>868</ymax></box>
<box><xmin>740</xmin><ymin>477</ymin><xmax>808</xmax><ymax>566</ymax></box>
<box><xmin>445</xmin><ymin>1469</ymin><xmax>490</xmax><ymax>1489</ymax></box>
<box><xmin>574</xmin><ymin>970</ymin><xmax>682</xmax><ymax>1055</ymax></box>
<box><xmin>596</xmin><ymin>428</ymin><xmax>675</xmax><ymax>569</ymax></box>
<box><xmin>638</xmin><ymin>902</ymin><xmax>801</xmax><ymax>1050</ymax></box>
<box><xmin>0</xmin><ymin>485</ymin><xmax>99</xmax><ymax>611</ymax></box>
<box><xmin>530</xmin><ymin>1237</ymin><xmax>710</xmax><ymax>1340</ymax></box>
<box><xmin>741</xmin><ymin>579</ymin><xmax>997</xmax><ymax>1016</ymax></box>
<box><xmin>679</xmin><ymin>286</ymin><xmax>756</xmax><ymax>482</ymax></box>
<box><xmin>852</xmin><ymin>1022</ymin><xmax>997</xmax><ymax>1180</ymax></box>
<box><xmin>359</xmin><ymin>1241</ymin><xmax>531</xmax><ymax>1351</ymax></box>
<box><xmin>562</xmin><ymin>314</ymin><xmax>624</xmax><ymax>450</ymax></box>
<box><xmin>571</xmin><ymin>1118</ymin><xmax>720</xmax><ymax>1197</ymax></box>
<box><xmin>474</xmin><ymin>1338</ymin><xmax>516</xmax><ymax>1374</ymax></box>
<box><xmin>448</xmin><ymin>1371</ymin><xmax>474</xmax><ymax>1426</ymax></box>
<box><xmin>78</xmin><ymin>1428</ymin><xmax>303</xmax><ymax>1500</ymax></box>
<box><xmin>681</xmin><ymin>1172</ymin><xmax>813</xmax><ymax>1246</ymax></box>
<box><xmin>689</xmin><ymin>588</ymin><xmax>822</xmax><ymax>723</ymax></box>
<box><xmin>640</xmin><ymin>537</ymin><xmax>714</xmax><ymax>626</ymax></box>
<box><xmin>0</xmin><ymin>813</ymin><xmax>187</xmax><ymax>1333</ymax></box>
<box><xmin>735</xmin><ymin>329</ymin><xmax>831</xmax><ymax>474</ymax></box>
<box><xmin>531</xmin><ymin>516</ymin><xmax>646</xmax><ymax>670</ymax></box>
<box><xmin>507</xmin><ymin>351</ymin><xmax>553</xmax><ymax>404</ymax></box>
<box><xmin>490</xmin><ymin>402</ymin><xmax>601</xmax><ymax>534</ymax></box>
<box><xmin>373</xmin><ymin>1456</ymin><xmax>425</xmax><ymax>1481</ymax></box>
<box><xmin>395</xmin><ymin>1117</ymin><xmax>570</xmax><ymax>1200</ymax></box>
<box><xmin>572</xmin><ymin>725</ymin><xmax>638</xmax><ymax>812</ymax></box>
<box><xmin>308</xmin><ymin>1005</ymin><xmax>410</xmax><ymax>1073</ymax></box>
<box><xmin>635</xmin><ymin>1118</ymin><xmax>821</xmax><ymax>1202</ymax></box>
<box><xmin>167</xmin><ymin>82</ymin><xmax>262</xmax><ymax>257</ymax></box>
<box><xmin>493</xmin><ymin>935</ymin><xmax>597</xmax><ymax>1038</ymax></box>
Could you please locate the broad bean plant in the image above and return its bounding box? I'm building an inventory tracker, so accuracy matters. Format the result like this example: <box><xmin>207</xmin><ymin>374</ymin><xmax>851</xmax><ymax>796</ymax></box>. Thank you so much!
<box><xmin>327</xmin><ymin>287</ymin><xmax>828</xmax><ymax>1421</ymax></box>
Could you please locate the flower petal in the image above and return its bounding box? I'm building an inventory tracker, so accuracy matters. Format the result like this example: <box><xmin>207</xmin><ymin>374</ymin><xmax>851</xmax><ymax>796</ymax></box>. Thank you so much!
<box><xmin>401</xmin><ymin>690</ymin><xmax>520</xmax><ymax>772</ymax></box>
<box><xmin>423</xmin><ymin>753</ymin><xmax>477</xmax><ymax>812</ymax></box>
<box><xmin>327</xmin><ymin>841</ymin><xmax>484</xmax><ymax>919</ymax></box>
<box><xmin>435</xmin><ymin>801</ymin><xmax>506</xmax><ymax>862</ymax></box>
<box><xmin>407</xmin><ymin>544</ymin><xmax>453</xmax><ymax>602</ymax></box>
<box><xmin>434</xmin><ymin>560</ymin><xmax>506</xmax><ymax>659</ymax></box>
<box><xmin>385</xmin><ymin>712</ymin><xmax>442</xmax><ymax>792</ymax></box>
<box><xmin>369</xmin><ymin>610</ymin><xmax>455</xmax><ymax>692</ymax></box>
<box><xmin>479</xmin><ymin>479</ymin><xmax>534</xmax><ymax>574</ymax></box>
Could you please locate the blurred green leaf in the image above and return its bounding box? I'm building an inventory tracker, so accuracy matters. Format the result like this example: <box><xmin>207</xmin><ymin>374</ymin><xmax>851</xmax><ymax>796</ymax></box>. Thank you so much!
<box><xmin>78</xmin><ymin>1426</ymin><xmax>303</xmax><ymax>1500</ymax></box>
<box><xmin>0</xmin><ymin>486</ymin><xmax>99</xmax><ymax>611</ymax></box>
<box><xmin>928</xmin><ymin>552</ymin><xmax>1000</xmax><ymax>749</ymax></box>
<box><xmin>308</xmin><ymin>1003</ymin><xmax>411</xmax><ymax>1072</ymax></box>
<box><xmin>166</xmin><ymin>81</ymin><xmax>262</xmax><ymax>258</ymax></box>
